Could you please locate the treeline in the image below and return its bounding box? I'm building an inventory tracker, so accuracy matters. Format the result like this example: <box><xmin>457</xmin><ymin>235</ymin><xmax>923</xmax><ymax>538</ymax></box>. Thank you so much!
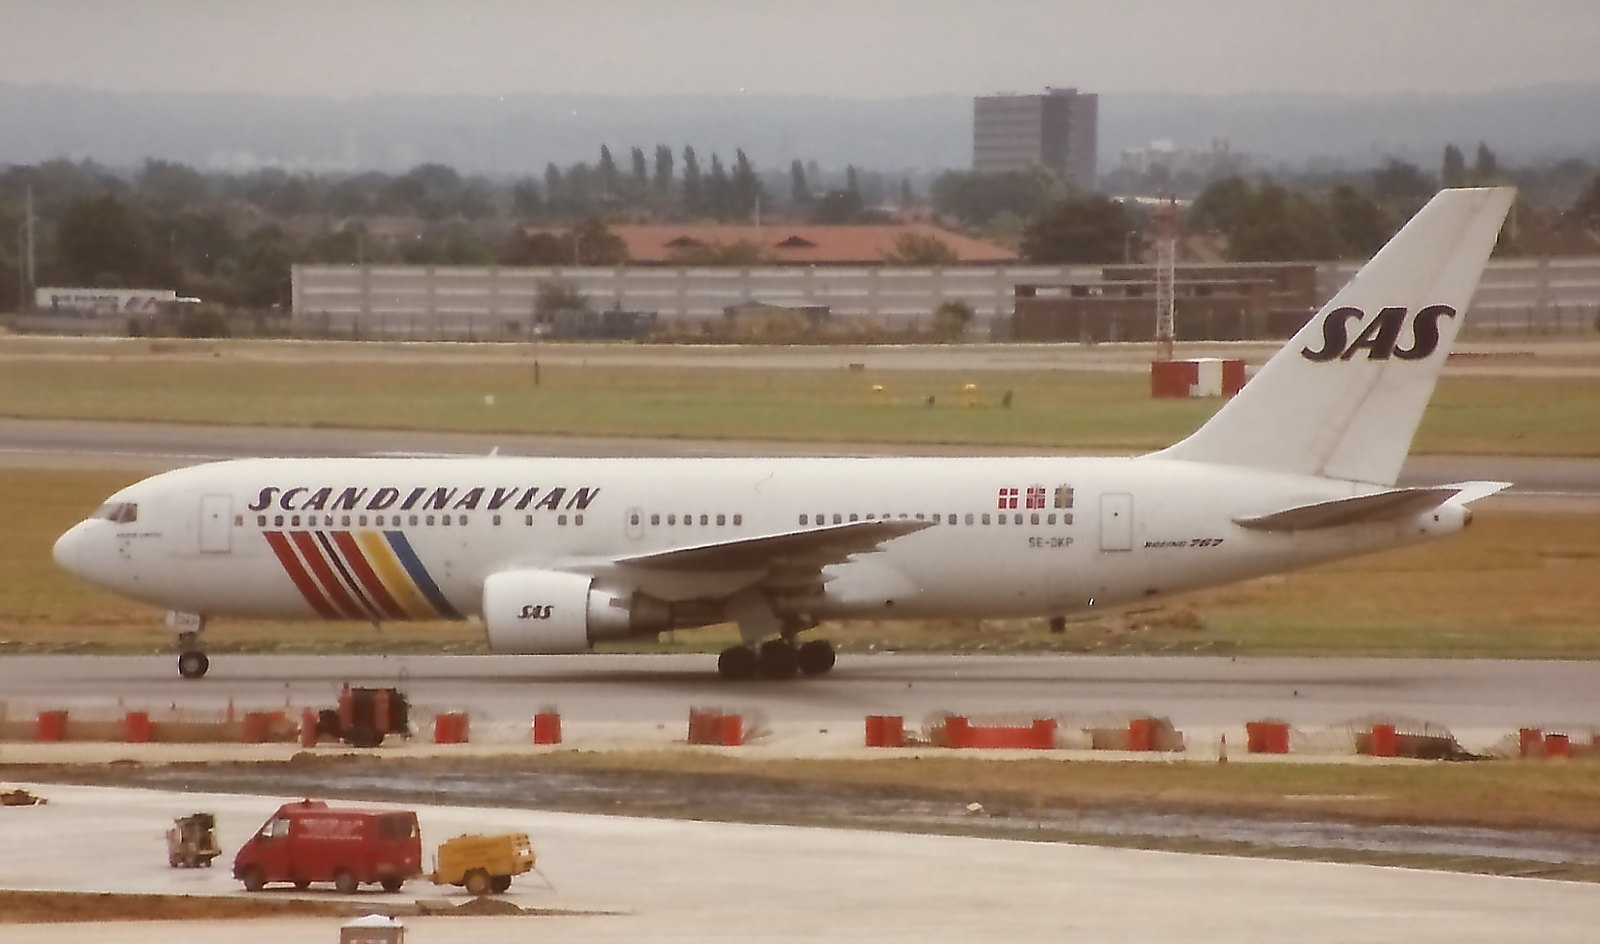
<box><xmin>2</xmin><ymin>140</ymin><xmax>1599</xmax><ymax>315</ymax></box>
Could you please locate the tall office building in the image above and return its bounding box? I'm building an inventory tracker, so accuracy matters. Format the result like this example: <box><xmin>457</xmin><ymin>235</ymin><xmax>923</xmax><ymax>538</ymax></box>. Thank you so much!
<box><xmin>973</xmin><ymin>87</ymin><xmax>1098</xmax><ymax>190</ymax></box>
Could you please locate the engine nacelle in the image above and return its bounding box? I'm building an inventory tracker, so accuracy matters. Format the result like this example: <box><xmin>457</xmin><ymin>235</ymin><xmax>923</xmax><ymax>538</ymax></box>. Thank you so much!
<box><xmin>482</xmin><ymin>569</ymin><xmax>672</xmax><ymax>654</ymax></box>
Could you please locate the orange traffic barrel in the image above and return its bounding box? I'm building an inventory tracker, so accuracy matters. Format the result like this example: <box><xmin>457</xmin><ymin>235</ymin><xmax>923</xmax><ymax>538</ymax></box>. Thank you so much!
<box><xmin>716</xmin><ymin>714</ymin><xmax>744</xmax><ymax>747</ymax></box>
<box><xmin>1519</xmin><ymin>727</ymin><xmax>1543</xmax><ymax>758</ymax></box>
<box><xmin>1369</xmin><ymin>723</ymin><xmax>1398</xmax><ymax>757</ymax></box>
<box><xmin>123</xmin><ymin>711</ymin><xmax>152</xmax><ymax>743</ymax></box>
<box><xmin>241</xmin><ymin>711</ymin><xmax>273</xmax><ymax>743</ymax></box>
<box><xmin>35</xmin><ymin>710</ymin><xmax>68</xmax><ymax>742</ymax></box>
<box><xmin>1127</xmin><ymin>718</ymin><xmax>1154</xmax><ymax>752</ymax></box>
<box><xmin>532</xmin><ymin>711</ymin><xmax>562</xmax><ymax>745</ymax></box>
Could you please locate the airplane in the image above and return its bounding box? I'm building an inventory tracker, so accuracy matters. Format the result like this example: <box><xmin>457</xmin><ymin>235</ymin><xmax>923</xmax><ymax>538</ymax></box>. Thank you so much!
<box><xmin>54</xmin><ymin>187</ymin><xmax>1515</xmax><ymax>682</ymax></box>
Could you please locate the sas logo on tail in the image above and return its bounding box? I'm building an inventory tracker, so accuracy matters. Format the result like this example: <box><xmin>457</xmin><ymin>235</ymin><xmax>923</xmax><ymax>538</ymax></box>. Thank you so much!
<box><xmin>1301</xmin><ymin>305</ymin><xmax>1456</xmax><ymax>362</ymax></box>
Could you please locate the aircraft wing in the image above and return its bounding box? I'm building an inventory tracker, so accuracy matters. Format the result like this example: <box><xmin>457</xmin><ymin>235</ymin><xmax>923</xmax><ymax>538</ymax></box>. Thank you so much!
<box><xmin>1233</xmin><ymin>481</ymin><xmax>1510</xmax><ymax>532</ymax></box>
<box><xmin>610</xmin><ymin>518</ymin><xmax>935</xmax><ymax>572</ymax></box>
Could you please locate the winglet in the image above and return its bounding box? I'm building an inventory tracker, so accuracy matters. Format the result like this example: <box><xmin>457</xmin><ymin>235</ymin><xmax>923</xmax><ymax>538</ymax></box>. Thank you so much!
<box><xmin>1154</xmin><ymin>187</ymin><xmax>1516</xmax><ymax>486</ymax></box>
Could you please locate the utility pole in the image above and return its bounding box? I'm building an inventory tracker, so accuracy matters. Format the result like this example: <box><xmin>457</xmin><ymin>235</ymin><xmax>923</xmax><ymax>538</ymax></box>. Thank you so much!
<box><xmin>22</xmin><ymin>184</ymin><xmax>36</xmax><ymax>312</ymax></box>
<box><xmin>1153</xmin><ymin>195</ymin><xmax>1177</xmax><ymax>362</ymax></box>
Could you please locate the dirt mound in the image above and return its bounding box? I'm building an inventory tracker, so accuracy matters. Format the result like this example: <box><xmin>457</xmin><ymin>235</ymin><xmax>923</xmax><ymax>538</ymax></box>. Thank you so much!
<box><xmin>0</xmin><ymin>889</ymin><xmax>354</xmax><ymax>924</ymax></box>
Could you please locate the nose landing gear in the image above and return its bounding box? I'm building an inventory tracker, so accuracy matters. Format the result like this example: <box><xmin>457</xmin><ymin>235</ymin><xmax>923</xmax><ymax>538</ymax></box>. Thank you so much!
<box><xmin>169</xmin><ymin>612</ymin><xmax>210</xmax><ymax>679</ymax></box>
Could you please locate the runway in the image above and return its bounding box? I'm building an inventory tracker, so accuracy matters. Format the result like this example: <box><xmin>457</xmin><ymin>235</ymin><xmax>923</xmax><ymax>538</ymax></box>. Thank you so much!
<box><xmin>1</xmin><ymin>653</ymin><xmax>1594</xmax><ymax>752</ymax></box>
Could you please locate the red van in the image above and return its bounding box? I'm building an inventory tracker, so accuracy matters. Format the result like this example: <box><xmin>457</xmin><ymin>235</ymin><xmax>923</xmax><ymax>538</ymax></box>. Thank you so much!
<box><xmin>233</xmin><ymin>800</ymin><xmax>422</xmax><ymax>894</ymax></box>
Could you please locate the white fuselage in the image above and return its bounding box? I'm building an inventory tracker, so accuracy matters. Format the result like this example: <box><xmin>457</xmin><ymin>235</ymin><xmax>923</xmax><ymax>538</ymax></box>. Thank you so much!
<box><xmin>53</xmin><ymin>454</ymin><xmax>1469</xmax><ymax>633</ymax></box>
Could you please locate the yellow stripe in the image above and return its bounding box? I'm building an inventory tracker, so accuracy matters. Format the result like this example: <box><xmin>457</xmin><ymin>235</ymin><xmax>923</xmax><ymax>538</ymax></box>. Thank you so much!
<box><xmin>357</xmin><ymin>531</ymin><xmax>435</xmax><ymax>619</ymax></box>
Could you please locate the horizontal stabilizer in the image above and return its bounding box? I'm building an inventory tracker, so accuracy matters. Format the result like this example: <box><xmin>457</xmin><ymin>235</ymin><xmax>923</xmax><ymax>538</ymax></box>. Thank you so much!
<box><xmin>1234</xmin><ymin>481</ymin><xmax>1510</xmax><ymax>532</ymax></box>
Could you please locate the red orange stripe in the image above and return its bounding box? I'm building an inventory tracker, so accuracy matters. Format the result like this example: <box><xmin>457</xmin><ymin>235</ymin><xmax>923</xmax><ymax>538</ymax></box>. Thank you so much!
<box><xmin>264</xmin><ymin>531</ymin><xmax>340</xmax><ymax>619</ymax></box>
<box><xmin>288</xmin><ymin>531</ymin><xmax>368</xmax><ymax>620</ymax></box>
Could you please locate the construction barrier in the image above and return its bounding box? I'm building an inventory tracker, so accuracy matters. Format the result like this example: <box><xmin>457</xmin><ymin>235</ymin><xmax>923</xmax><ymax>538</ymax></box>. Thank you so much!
<box><xmin>1368</xmin><ymin>723</ymin><xmax>1398</xmax><ymax>758</ymax></box>
<box><xmin>1544</xmin><ymin>733</ymin><xmax>1571</xmax><ymax>758</ymax></box>
<box><xmin>35</xmin><ymin>710</ymin><xmax>68</xmax><ymax>742</ymax></box>
<box><xmin>299</xmin><ymin>709</ymin><xmax>318</xmax><ymax>747</ymax></box>
<box><xmin>864</xmin><ymin>715</ymin><xmax>906</xmax><ymax>748</ymax></box>
<box><xmin>532</xmin><ymin>711</ymin><xmax>562</xmax><ymax>745</ymax></box>
<box><xmin>122</xmin><ymin>711</ymin><xmax>152</xmax><ymax>744</ymax></box>
<box><xmin>1520</xmin><ymin>727</ymin><xmax>1543</xmax><ymax>758</ymax></box>
<box><xmin>1245</xmin><ymin>721</ymin><xmax>1290</xmax><ymax>754</ymax></box>
<box><xmin>433</xmin><ymin>712</ymin><xmax>470</xmax><ymax>744</ymax></box>
<box><xmin>687</xmin><ymin>708</ymin><xmax>744</xmax><ymax>746</ymax></box>
<box><xmin>939</xmin><ymin>716</ymin><xmax>1056</xmax><ymax>750</ymax></box>
<box><xmin>241</xmin><ymin>711</ymin><xmax>273</xmax><ymax>744</ymax></box>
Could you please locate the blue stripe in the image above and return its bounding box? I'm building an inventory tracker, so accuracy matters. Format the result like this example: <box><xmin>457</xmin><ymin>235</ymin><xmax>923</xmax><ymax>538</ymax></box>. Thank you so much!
<box><xmin>383</xmin><ymin>530</ymin><xmax>461</xmax><ymax>619</ymax></box>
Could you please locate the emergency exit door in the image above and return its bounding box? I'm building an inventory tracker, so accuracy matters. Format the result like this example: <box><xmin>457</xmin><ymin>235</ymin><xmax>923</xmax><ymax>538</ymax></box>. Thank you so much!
<box><xmin>1099</xmin><ymin>492</ymin><xmax>1133</xmax><ymax>552</ymax></box>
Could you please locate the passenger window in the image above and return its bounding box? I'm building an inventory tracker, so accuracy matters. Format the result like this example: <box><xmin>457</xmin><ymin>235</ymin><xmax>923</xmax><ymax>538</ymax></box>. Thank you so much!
<box><xmin>360</xmin><ymin>515</ymin><xmax>368</xmax><ymax>526</ymax></box>
<box><xmin>982</xmin><ymin>514</ymin><xmax>991</xmax><ymax>525</ymax></box>
<box><xmin>291</xmin><ymin>515</ymin><xmax>301</xmax><ymax>527</ymax></box>
<box><xmin>650</xmin><ymin>514</ymin><xmax>660</xmax><ymax>526</ymax></box>
<box><xmin>409</xmin><ymin>515</ymin><xmax>418</xmax><ymax>526</ymax></box>
<box><xmin>558</xmin><ymin>514</ymin><xmax>568</xmax><ymax>526</ymax></box>
<box><xmin>800</xmin><ymin>514</ymin><xmax>809</xmax><ymax>525</ymax></box>
<box><xmin>669</xmin><ymin>514</ymin><xmax>677</xmax><ymax>525</ymax></box>
<box><xmin>525</xmin><ymin>515</ymin><xmax>534</xmax><ymax>526</ymax></box>
<box><xmin>630</xmin><ymin>513</ymin><xmax>640</xmax><ymax>527</ymax></box>
<box><xmin>914</xmin><ymin>513</ymin><xmax>924</xmax><ymax>520</ymax></box>
<box><xmin>257</xmin><ymin>515</ymin><xmax>267</xmax><ymax>527</ymax></box>
<box><xmin>849</xmin><ymin>514</ymin><xmax>859</xmax><ymax>522</ymax></box>
<box><xmin>732</xmin><ymin>514</ymin><xmax>742</xmax><ymax>526</ymax></box>
<box><xmin>425</xmin><ymin>515</ymin><xmax>435</xmax><ymax>526</ymax></box>
<box><xmin>947</xmin><ymin>514</ymin><xmax>957</xmax><ymax>525</ymax></box>
<box><xmin>699</xmin><ymin>514</ymin><xmax>708</xmax><ymax>526</ymax></box>
<box><xmin>965</xmin><ymin>514</ymin><xmax>974</xmax><ymax>525</ymax></box>
<box><xmin>1047</xmin><ymin>513</ymin><xmax>1057</xmax><ymax>525</ymax></box>
<box><xmin>575</xmin><ymin>514</ymin><xmax>584</xmax><ymax>526</ymax></box>
<box><xmin>1031</xmin><ymin>513</ymin><xmax>1040</xmax><ymax>525</ymax></box>
<box><xmin>492</xmin><ymin>514</ymin><xmax>501</xmax><ymax>526</ymax></box>
<box><xmin>716</xmin><ymin>514</ymin><xmax>726</xmax><ymax>526</ymax></box>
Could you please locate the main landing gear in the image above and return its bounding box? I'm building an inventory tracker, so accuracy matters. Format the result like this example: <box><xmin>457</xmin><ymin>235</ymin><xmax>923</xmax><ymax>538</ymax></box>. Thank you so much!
<box><xmin>716</xmin><ymin>639</ymin><xmax>836</xmax><ymax>681</ymax></box>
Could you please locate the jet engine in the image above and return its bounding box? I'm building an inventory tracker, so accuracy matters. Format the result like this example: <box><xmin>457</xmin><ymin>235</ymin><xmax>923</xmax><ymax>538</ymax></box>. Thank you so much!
<box><xmin>482</xmin><ymin>569</ymin><xmax>673</xmax><ymax>654</ymax></box>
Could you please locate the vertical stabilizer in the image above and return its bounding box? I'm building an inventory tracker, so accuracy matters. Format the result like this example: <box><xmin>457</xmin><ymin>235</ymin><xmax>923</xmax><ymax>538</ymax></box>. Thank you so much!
<box><xmin>1154</xmin><ymin>187</ymin><xmax>1514</xmax><ymax>485</ymax></box>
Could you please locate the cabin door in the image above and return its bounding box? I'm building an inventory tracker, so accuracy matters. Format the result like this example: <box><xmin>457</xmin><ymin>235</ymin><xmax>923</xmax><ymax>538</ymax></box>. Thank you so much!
<box><xmin>199</xmin><ymin>494</ymin><xmax>232</xmax><ymax>554</ymax></box>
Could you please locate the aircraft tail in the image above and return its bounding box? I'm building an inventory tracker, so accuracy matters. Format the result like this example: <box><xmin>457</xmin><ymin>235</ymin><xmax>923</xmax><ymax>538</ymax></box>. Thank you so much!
<box><xmin>1153</xmin><ymin>187</ymin><xmax>1515</xmax><ymax>486</ymax></box>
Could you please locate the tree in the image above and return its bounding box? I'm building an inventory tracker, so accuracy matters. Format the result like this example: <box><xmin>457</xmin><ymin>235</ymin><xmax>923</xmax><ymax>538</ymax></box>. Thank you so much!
<box><xmin>882</xmin><ymin>232</ymin><xmax>957</xmax><ymax>266</ymax></box>
<box><xmin>930</xmin><ymin>167</ymin><xmax>1065</xmax><ymax>228</ymax></box>
<box><xmin>706</xmin><ymin>153</ymin><xmax>730</xmax><ymax>218</ymax></box>
<box><xmin>1474</xmin><ymin>142</ymin><xmax>1500</xmax><ymax>183</ymax></box>
<box><xmin>56</xmin><ymin>194</ymin><xmax>167</xmax><ymax>285</ymax></box>
<box><xmin>681</xmin><ymin>146</ymin><xmax>703</xmax><ymax>215</ymax></box>
<box><xmin>653</xmin><ymin>145</ymin><xmax>674</xmax><ymax>194</ymax></box>
<box><xmin>1441</xmin><ymin>144</ymin><xmax>1467</xmax><ymax>188</ymax></box>
<box><xmin>1371</xmin><ymin>158</ymin><xmax>1435</xmax><ymax>209</ymax></box>
<box><xmin>731</xmin><ymin>149</ymin><xmax>760</xmax><ymax>218</ymax></box>
<box><xmin>810</xmin><ymin>188</ymin><xmax>867</xmax><ymax>224</ymax></box>
<box><xmin>1019</xmin><ymin>194</ymin><xmax>1132</xmax><ymax>264</ymax></box>
<box><xmin>597</xmin><ymin>145</ymin><xmax>620</xmax><ymax>202</ymax></box>
<box><xmin>1572</xmin><ymin>170</ymin><xmax>1600</xmax><ymax>224</ymax></box>
<box><xmin>569</xmin><ymin>217</ymin><xmax>628</xmax><ymax>266</ymax></box>
<box><xmin>629</xmin><ymin>147</ymin><xmax>648</xmax><ymax>190</ymax></box>
<box><xmin>931</xmin><ymin>300</ymin><xmax>974</xmax><ymax>341</ymax></box>
<box><xmin>789</xmin><ymin>160</ymin><xmax>811</xmax><ymax>205</ymax></box>
<box><xmin>535</xmin><ymin>278</ymin><xmax>588</xmax><ymax>316</ymax></box>
<box><xmin>500</xmin><ymin>230</ymin><xmax>572</xmax><ymax>266</ymax></box>
<box><xmin>1326</xmin><ymin>184</ymin><xmax>1395</xmax><ymax>258</ymax></box>
<box><xmin>1189</xmin><ymin>176</ymin><xmax>1255</xmax><ymax>233</ymax></box>
<box><xmin>510</xmin><ymin>177</ymin><xmax>544</xmax><ymax>219</ymax></box>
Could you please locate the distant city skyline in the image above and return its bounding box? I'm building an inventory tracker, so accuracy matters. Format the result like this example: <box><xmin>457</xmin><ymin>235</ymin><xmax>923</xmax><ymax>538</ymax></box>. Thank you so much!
<box><xmin>3</xmin><ymin>0</ymin><xmax>1598</xmax><ymax>100</ymax></box>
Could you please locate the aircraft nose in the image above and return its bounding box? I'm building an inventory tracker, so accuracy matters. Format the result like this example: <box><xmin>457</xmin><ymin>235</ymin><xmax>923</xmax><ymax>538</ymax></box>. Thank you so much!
<box><xmin>53</xmin><ymin>522</ymin><xmax>90</xmax><ymax>575</ymax></box>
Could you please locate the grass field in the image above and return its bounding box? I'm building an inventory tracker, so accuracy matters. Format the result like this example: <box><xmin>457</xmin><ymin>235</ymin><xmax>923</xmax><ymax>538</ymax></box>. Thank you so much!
<box><xmin>9</xmin><ymin>466</ymin><xmax>1598</xmax><ymax>657</ymax></box>
<box><xmin>2</xmin><ymin>348</ymin><xmax>1599</xmax><ymax>454</ymax></box>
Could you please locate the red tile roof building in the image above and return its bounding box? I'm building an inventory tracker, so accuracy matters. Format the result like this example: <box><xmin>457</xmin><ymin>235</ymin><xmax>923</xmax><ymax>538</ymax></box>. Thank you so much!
<box><xmin>598</xmin><ymin>223</ymin><xmax>1018</xmax><ymax>266</ymax></box>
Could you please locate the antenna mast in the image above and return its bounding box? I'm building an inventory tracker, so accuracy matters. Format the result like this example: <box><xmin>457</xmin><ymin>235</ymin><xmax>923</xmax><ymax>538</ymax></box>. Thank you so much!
<box><xmin>1153</xmin><ymin>195</ymin><xmax>1177</xmax><ymax>362</ymax></box>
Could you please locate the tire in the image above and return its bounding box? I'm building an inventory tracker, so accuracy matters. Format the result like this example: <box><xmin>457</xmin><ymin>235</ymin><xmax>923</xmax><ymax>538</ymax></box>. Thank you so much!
<box><xmin>490</xmin><ymin>874</ymin><xmax>512</xmax><ymax>894</ymax></box>
<box><xmin>464</xmin><ymin>868</ymin><xmax>491</xmax><ymax>896</ymax></box>
<box><xmin>716</xmin><ymin>646</ymin><xmax>757</xmax><ymax>681</ymax></box>
<box><xmin>796</xmin><ymin>639</ymin><xmax>836</xmax><ymax>676</ymax></box>
<box><xmin>177</xmin><ymin>650</ymin><xmax>209</xmax><ymax>680</ymax></box>
<box><xmin>380</xmin><ymin>877</ymin><xmax>404</xmax><ymax>893</ymax></box>
<box><xmin>293</xmin><ymin>879</ymin><xmax>311</xmax><ymax>890</ymax></box>
<box><xmin>757</xmin><ymin>639</ymin><xmax>798</xmax><ymax>680</ymax></box>
<box><xmin>334</xmin><ymin>869</ymin><xmax>359</xmax><ymax>895</ymax></box>
<box><xmin>168</xmin><ymin>854</ymin><xmax>181</xmax><ymax>868</ymax></box>
<box><xmin>240</xmin><ymin>865</ymin><xmax>266</xmax><ymax>892</ymax></box>
<box><xmin>345</xmin><ymin>724</ymin><xmax>384</xmax><ymax>749</ymax></box>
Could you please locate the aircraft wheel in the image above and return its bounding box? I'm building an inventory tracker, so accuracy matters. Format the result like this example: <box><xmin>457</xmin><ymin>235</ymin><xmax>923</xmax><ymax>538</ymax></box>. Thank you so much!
<box><xmin>796</xmin><ymin>639</ymin><xmax>836</xmax><ymax>676</ymax></box>
<box><xmin>757</xmin><ymin>639</ymin><xmax>798</xmax><ymax>680</ymax></box>
<box><xmin>717</xmin><ymin>646</ymin><xmax>757</xmax><ymax>681</ymax></box>
<box><xmin>177</xmin><ymin>650</ymin><xmax>210</xmax><ymax>680</ymax></box>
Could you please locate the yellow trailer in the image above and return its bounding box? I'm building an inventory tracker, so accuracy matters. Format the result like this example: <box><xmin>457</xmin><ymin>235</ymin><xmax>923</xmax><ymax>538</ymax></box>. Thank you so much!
<box><xmin>430</xmin><ymin>833</ymin><xmax>534</xmax><ymax>895</ymax></box>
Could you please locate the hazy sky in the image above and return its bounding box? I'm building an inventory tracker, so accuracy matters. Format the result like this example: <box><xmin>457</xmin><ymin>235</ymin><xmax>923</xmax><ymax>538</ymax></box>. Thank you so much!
<box><xmin>3</xmin><ymin>0</ymin><xmax>1597</xmax><ymax>99</ymax></box>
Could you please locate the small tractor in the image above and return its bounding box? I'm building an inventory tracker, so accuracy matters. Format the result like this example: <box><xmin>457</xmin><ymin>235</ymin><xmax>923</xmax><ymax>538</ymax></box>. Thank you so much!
<box><xmin>166</xmin><ymin>812</ymin><xmax>221</xmax><ymax>868</ymax></box>
<box><xmin>315</xmin><ymin>686</ymin><xmax>410</xmax><ymax>748</ymax></box>
<box><xmin>430</xmin><ymin>833</ymin><xmax>536</xmax><ymax>896</ymax></box>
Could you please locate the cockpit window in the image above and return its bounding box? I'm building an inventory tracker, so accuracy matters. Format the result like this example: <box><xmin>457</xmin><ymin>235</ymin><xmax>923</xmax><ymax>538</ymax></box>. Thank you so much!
<box><xmin>94</xmin><ymin>502</ymin><xmax>138</xmax><ymax>524</ymax></box>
